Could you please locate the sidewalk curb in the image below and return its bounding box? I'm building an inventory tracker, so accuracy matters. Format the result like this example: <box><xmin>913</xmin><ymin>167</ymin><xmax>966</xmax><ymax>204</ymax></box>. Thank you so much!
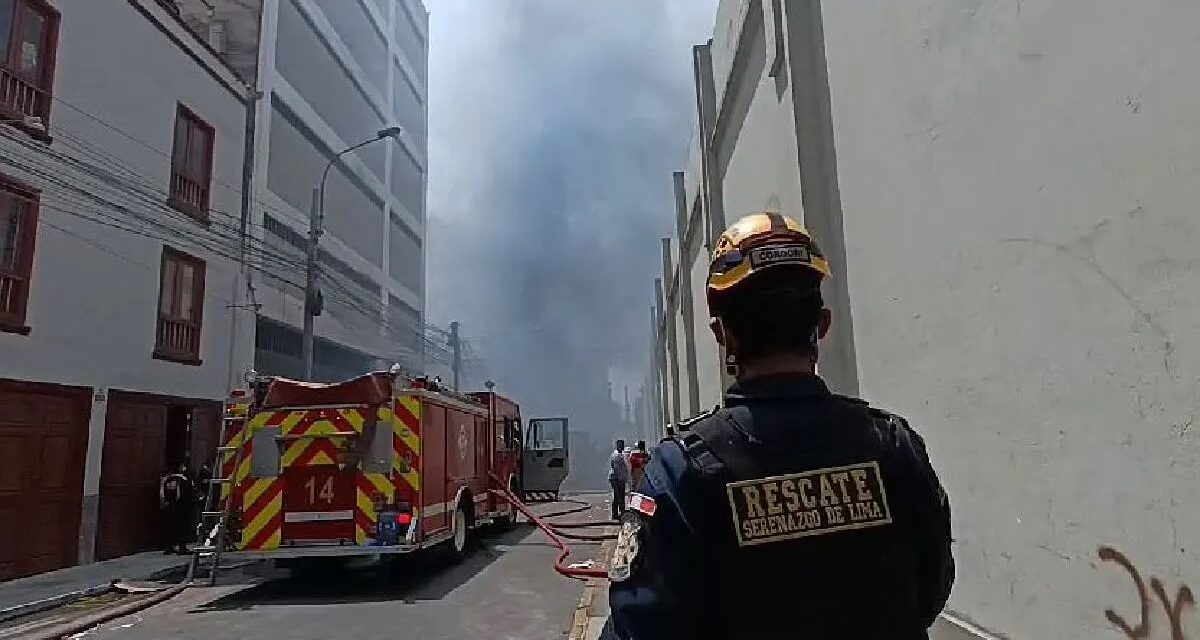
<box><xmin>0</xmin><ymin>583</ymin><xmax>113</xmax><ymax>625</ymax></box>
<box><xmin>568</xmin><ymin>538</ymin><xmax>615</xmax><ymax>640</ymax></box>
<box><xmin>0</xmin><ymin>560</ymin><xmax>188</xmax><ymax>625</ymax></box>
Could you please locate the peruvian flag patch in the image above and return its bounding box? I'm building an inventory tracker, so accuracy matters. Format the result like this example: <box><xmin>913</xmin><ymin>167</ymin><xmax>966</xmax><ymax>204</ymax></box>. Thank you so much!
<box><xmin>626</xmin><ymin>493</ymin><xmax>657</xmax><ymax>517</ymax></box>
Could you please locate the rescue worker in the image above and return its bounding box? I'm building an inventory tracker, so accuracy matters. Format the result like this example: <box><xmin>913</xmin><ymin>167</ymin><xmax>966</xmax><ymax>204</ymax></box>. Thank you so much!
<box><xmin>604</xmin><ymin>213</ymin><xmax>954</xmax><ymax>640</ymax></box>
<box><xmin>608</xmin><ymin>439</ymin><xmax>630</xmax><ymax>520</ymax></box>
<box><xmin>159</xmin><ymin>463</ymin><xmax>195</xmax><ymax>555</ymax></box>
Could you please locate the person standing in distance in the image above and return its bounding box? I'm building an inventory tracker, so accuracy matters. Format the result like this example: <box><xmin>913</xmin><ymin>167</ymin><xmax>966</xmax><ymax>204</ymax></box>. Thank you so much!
<box><xmin>627</xmin><ymin>441</ymin><xmax>650</xmax><ymax>494</ymax></box>
<box><xmin>608</xmin><ymin>439</ymin><xmax>630</xmax><ymax>520</ymax></box>
<box><xmin>604</xmin><ymin>213</ymin><xmax>954</xmax><ymax>640</ymax></box>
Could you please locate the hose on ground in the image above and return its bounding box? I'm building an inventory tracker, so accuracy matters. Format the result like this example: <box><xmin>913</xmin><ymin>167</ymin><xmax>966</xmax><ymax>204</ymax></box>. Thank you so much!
<box><xmin>488</xmin><ymin>474</ymin><xmax>613</xmax><ymax>581</ymax></box>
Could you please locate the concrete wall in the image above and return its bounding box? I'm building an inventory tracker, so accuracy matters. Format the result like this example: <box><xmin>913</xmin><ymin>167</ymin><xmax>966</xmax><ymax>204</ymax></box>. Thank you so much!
<box><xmin>822</xmin><ymin>0</ymin><xmax>1200</xmax><ymax>637</ymax></box>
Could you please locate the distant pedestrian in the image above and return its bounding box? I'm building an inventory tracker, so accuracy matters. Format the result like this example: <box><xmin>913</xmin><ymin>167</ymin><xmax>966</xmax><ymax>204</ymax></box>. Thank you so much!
<box><xmin>160</xmin><ymin>463</ymin><xmax>194</xmax><ymax>554</ymax></box>
<box><xmin>628</xmin><ymin>441</ymin><xmax>649</xmax><ymax>492</ymax></box>
<box><xmin>607</xmin><ymin>439</ymin><xmax>629</xmax><ymax>520</ymax></box>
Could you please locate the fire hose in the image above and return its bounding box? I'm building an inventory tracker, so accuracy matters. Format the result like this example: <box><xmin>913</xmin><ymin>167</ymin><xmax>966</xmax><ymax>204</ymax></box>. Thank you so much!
<box><xmin>489</xmin><ymin>473</ymin><xmax>615</xmax><ymax>580</ymax></box>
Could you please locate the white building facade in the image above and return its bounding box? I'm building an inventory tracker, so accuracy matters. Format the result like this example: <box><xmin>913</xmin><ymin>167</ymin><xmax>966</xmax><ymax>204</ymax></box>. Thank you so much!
<box><xmin>660</xmin><ymin>1</ymin><xmax>1199</xmax><ymax>638</ymax></box>
<box><xmin>179</xmin><ymin>0</ymin><xmax>430</xmax><ymax>382</ymax></box>
<box><xmin>0</xmin><ymin>0</ymin><xmax>253</xmax><ymax>577</ymax></box>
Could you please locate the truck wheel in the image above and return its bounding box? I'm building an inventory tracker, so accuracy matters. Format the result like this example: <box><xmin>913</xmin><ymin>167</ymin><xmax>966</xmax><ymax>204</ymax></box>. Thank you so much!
<box><xmin>449</xmin><ymin>502</ymin><xmax>471</xmax><ymax>560</ymax></box>
<box><xmin>495</xmin><ymin>479</ymin><xmax>519</xmax><ymax>529</ymax></box>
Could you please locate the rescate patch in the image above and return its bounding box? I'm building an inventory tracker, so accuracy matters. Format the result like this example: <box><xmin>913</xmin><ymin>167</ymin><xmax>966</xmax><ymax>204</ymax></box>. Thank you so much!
<box><xmin>625</xmin><ymin>492</ymin><xmax>657</xmax><ymax>517</ymax></box>
<box><xmin>725</xmin><ymin>461</ymin><xmax>892</xmax><ymax>547</ymax></box>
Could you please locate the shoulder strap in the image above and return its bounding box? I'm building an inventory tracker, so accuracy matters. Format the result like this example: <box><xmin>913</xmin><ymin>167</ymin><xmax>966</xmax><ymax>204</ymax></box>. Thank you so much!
<box><xmin>676</xmin><ymin>408</ymin><xmax>761</xmax><ymax>480</ymax></box>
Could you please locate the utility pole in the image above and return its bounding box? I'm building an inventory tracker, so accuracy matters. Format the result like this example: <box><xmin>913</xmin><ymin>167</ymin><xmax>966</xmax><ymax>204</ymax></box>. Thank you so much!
<box><xmin>302</xmin><ymin>186</ymin><xmax>322</xmax><ymax>381</ymax></box>
<box><xmin>449</xmin><ymin>321</ymin><xmax>461</xmax><ymax>391</ymax></box>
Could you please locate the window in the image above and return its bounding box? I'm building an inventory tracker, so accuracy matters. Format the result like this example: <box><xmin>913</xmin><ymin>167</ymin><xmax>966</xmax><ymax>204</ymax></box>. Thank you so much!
<box><xmin>0</xmin><ymin>0</ymin><xmax>59</xmax><ymax>124</ymax></box>
<box><xmin>169</xmin><ymin>105</ymin><xmax>214</xmax><ymax>220</ymax></box>
<box><xmin>155</xmin><ymin>247</ymin><xmax>206</xmax><ymax>364</ymax></box>
<box><xmin>0</xmin><ymin>174</ymin><xmax>37</xmax><ymax>333</ymax></box>
<box><xmin>529</xmin><ymin>418</ymin><xmax>567</xmax><ymax>451</ymax></box>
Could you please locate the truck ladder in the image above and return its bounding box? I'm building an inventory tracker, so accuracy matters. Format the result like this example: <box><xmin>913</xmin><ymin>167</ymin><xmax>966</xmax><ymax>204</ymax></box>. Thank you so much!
<box><xmin>191</xmin><ymin>390</ymin><xmax>251</xmax><ymax>585</ymax></box>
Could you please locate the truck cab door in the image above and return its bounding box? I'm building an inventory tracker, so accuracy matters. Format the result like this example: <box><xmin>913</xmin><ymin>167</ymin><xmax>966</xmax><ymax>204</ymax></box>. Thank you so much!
<box><xmin>521</xmin><ymin>417</ymin><xmax>569</xmax><ymax>501</ymax></box>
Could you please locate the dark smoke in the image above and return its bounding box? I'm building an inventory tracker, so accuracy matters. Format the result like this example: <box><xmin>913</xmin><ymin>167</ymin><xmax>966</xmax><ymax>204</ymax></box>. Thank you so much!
<box><xmin>425</xmin><ymin>0</ymin><xmax>716</xmax><ymax>470</ymax></box>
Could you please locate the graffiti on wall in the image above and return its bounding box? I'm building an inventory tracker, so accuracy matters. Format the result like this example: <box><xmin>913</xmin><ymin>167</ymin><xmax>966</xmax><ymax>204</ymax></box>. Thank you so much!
<box><xmin>1098</xmin><ymin>546</ymin><xmax>1194</xmax><ymax>640</ymax></box>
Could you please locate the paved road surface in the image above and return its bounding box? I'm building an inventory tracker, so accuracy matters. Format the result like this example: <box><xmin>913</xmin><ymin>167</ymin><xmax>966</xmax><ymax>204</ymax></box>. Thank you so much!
<box><xmin>79</xmin><ymin>497</ymin><xmax>610</xmax><ymax>640</ymax></box>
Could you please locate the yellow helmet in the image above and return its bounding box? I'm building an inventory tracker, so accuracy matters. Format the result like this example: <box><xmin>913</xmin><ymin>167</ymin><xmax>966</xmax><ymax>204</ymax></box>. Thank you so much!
<box><xmin>706</xmin><ymin>213</ymin><xmax>829</xmax><ymax>312</ymax></box>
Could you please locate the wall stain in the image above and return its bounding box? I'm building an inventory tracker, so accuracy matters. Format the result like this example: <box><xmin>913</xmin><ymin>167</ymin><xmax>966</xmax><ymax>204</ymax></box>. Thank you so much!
<box><xmin>1098</xmin><ymin>545</ymin><xmax>1194</xmax><ymax>639</ymax></box>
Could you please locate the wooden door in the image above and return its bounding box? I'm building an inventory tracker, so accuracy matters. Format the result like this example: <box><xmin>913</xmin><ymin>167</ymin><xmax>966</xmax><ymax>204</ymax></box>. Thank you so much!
<box><xmin>97</xmin><ymin>396</ymin><xmax>166</xmax><ymax>559</ymax></box>
<box><xmin>0</xmin><ymin>381</ymin><xmax>90</xmax><ymax>580</ymax></box>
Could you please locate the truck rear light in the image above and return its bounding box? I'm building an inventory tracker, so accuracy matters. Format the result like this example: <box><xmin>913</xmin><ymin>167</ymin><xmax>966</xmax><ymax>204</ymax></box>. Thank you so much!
<box><xmin>396</xmin><ymin>513</ymin><xmax>413</xmax><ymax>527</ymax></box>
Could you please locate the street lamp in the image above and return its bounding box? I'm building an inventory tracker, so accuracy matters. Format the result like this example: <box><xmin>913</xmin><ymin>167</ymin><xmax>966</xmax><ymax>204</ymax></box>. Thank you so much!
<box><xmin>301</xmin><ymin>126</ymin><xmax>405</xmax><ymax>380</ymax></box>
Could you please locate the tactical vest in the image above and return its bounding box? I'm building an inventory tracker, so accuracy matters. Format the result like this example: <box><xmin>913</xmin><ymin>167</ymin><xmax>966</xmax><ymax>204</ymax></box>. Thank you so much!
<box><xmin>670</xmin><ymin>396</ymin><xmax>929</xmax><ymax>640</ymax></box>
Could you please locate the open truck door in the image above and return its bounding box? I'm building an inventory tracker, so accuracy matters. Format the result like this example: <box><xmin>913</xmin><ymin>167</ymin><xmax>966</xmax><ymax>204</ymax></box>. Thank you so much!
<box><xmin>521</xmin><ymin>417</ymin><xmax>569</xmax><ymax>502</ymax></box>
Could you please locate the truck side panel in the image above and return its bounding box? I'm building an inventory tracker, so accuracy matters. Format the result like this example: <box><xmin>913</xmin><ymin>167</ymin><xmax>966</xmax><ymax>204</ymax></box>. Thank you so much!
<box><xmin>421</xmin><ymin>403</ymin><xmax>448</xmax><ymax>536</ymax></box>
<box><xmin>443</xmin><ymin>406</ymin><xmax>474</xmax><ymax>517</ymax></box>
<box><xmin>474</xmin><ymin>414</ymin><xmax>490</xmax><ymax>509</ymax></box>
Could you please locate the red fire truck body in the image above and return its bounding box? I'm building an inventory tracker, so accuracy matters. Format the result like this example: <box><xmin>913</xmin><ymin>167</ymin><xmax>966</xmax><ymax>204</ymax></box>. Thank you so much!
<box><xmin>214</xmin><ymin>372</ymin><xmax>523</xmax><ymax>561</ymax></box>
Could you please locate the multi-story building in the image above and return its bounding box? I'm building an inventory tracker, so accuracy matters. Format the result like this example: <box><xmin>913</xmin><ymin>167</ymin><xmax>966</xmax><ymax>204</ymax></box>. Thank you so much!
<box><xmin>177</xmin><ymin>0</ymin><xmax>430</xmax><ymax>381</ymax></box>
<box><xmin>658</xmin><ymin>1</ymin><xmax>1199</xmax><ymax>638</ymax></box>
<box><xmin>0</xmin><ymin>0</ymin><xmax>254</xmax><ymax>578</ymax></box>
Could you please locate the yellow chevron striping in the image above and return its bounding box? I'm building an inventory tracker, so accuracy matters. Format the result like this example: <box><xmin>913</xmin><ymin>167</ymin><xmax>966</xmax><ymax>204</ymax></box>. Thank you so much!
<box><xmin>247</xmin><ymin>411</ymin><xmax>271</xmax><ymax>430</ymax></box>
<box><xmin>398</xmin><ymin>396</ymin><xmax>420</xmax><ymax>421</ymax></box>
<box><xmin>355</xmin><ymin>486</ymin><xmax>375</xmax><ymax>544</ymax></box>
<box><xmin>339</xmin><ymin>408</ymin><xmax>365</xmax><ymax>432</ymax></box>
<box><xmin>280</xmin><ymin>410</ymin><xmax>305</xmax><ymax>431</ymax></box>
<box><xmin>239</xmin><ymin>479</ymin><xmax>281</xmax><ymax>549</ymax></box>
<box><xmin>366</xmin><ymin>472</ymin><xmax>392</xmax><ymax>499</ymax></box>
<box><xmin>280</xmin><ymin>439</ymin><xmax>306</xmax><ymax>467</ymax></box>
<box><xmin>376</xmin><ymin>406</ymin><xmax>393</xmax><ymax>423</ymax></box>
<box><xmin>308</xmin><ymin>449</ymin><xmax>336</xmax><ymax>466</ymax></box>
<box><xmin>241</xmin><ymin>476</ymin><xmax>270</xmax><ymax>508</ymax></box>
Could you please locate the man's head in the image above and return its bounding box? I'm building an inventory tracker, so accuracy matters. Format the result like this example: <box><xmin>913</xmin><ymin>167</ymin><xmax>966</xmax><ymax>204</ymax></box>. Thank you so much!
<box><xmin>706</xmin><ymin>213</ymin><xmax>832</xmax><ymax>377</ymax></box>
<box><xmin>635</xmin><ymin>440</ymin><xmax>646</xmax><ymax>451</ymax></box>
<box><xmin>615</xmin><ymin>439</ymin><xmax>625</xmax><ymax>451</ymax></box>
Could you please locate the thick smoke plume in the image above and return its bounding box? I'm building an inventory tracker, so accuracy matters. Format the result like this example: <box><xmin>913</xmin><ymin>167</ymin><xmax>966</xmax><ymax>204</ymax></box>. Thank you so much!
<box><xmin>424</xmin><ymin>1</ymin><xmax>716</xmax><ymax>466</ymax></box>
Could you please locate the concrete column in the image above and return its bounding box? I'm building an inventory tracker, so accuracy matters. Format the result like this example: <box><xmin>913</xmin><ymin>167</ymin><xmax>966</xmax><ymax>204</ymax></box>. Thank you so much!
<box><xmin>661</xmin><ymin>239</ymin><xmax>682</xmax><ymax>425</ymax></box>
<box><xmin>78</xmin><ymin>388</ymin><xmax>107</xmax><ymax>564</ymax></box>
<box><xmin>651</xmin><ymin>282</ymin><xmax>670</xmax><ymax>433</ymax></box>
<box><xmin>783</xmin><ymin>0</ymin><xmax>860</xmax><ymax>395</ymax></box>
<box><xmin>692</xmin><ymin>42</ymin><xmax>723</xmax><ymax>250</ymax></box>
<box><xmin>672</xmin><ymin>172</ymin><xmax>702</xmax><ymax>415</ymax></box>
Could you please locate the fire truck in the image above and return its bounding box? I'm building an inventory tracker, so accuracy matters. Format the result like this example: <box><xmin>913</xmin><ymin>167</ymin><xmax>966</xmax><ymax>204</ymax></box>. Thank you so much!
<box><xmin>196</xmin><ymin>371</ymin><xmax>551</xmax><ymax>577</ymax></box>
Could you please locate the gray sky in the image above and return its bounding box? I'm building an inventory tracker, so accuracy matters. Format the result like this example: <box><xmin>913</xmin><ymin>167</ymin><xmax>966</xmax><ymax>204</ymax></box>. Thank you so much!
<box><xmin>424</xmin><ymin>0</ymin><xmax>718</xmax><ymax>423</ymax></box>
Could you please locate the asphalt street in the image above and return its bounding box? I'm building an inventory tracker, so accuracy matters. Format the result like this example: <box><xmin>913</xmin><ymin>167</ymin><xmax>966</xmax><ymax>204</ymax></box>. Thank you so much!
<box><xmin>73</xmin><ymin>497</ymin><xmax>611</xmax><ymax>640</ymax></box>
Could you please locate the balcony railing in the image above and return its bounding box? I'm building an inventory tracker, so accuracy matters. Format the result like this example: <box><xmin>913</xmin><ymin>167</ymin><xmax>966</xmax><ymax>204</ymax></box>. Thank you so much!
<box><xmin>169</xmin><ymin>171</ymin><xmax>209</xmax><ymax>219</ymax></box>
<box><xmin>0</xmin><ymin>271</ymin><xmax>25</xmax><ymax>320</ymax></box>
<box><xmin>156</xmin><ymin>316</ymin><xmax>200</xmax><ymax>362</ymax></box>
<box><xmin>0</xmin><ymin>65</ymin><xmax>50</xmax><ymax>123</ymax></box>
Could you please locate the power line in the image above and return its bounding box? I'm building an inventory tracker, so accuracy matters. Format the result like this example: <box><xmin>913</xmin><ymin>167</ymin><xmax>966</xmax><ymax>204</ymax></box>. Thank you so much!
<box><xmin>2</xmin><ymin>106</ymin><xmax>475</xmax><ymax>376</ymax></box>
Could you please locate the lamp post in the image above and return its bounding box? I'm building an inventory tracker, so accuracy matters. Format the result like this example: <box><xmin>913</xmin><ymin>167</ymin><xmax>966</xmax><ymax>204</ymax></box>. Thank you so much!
<box><xmin>302</xmin><ymin>126</ymin><xmax>405</xmax><ymax>380</ymax></box>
